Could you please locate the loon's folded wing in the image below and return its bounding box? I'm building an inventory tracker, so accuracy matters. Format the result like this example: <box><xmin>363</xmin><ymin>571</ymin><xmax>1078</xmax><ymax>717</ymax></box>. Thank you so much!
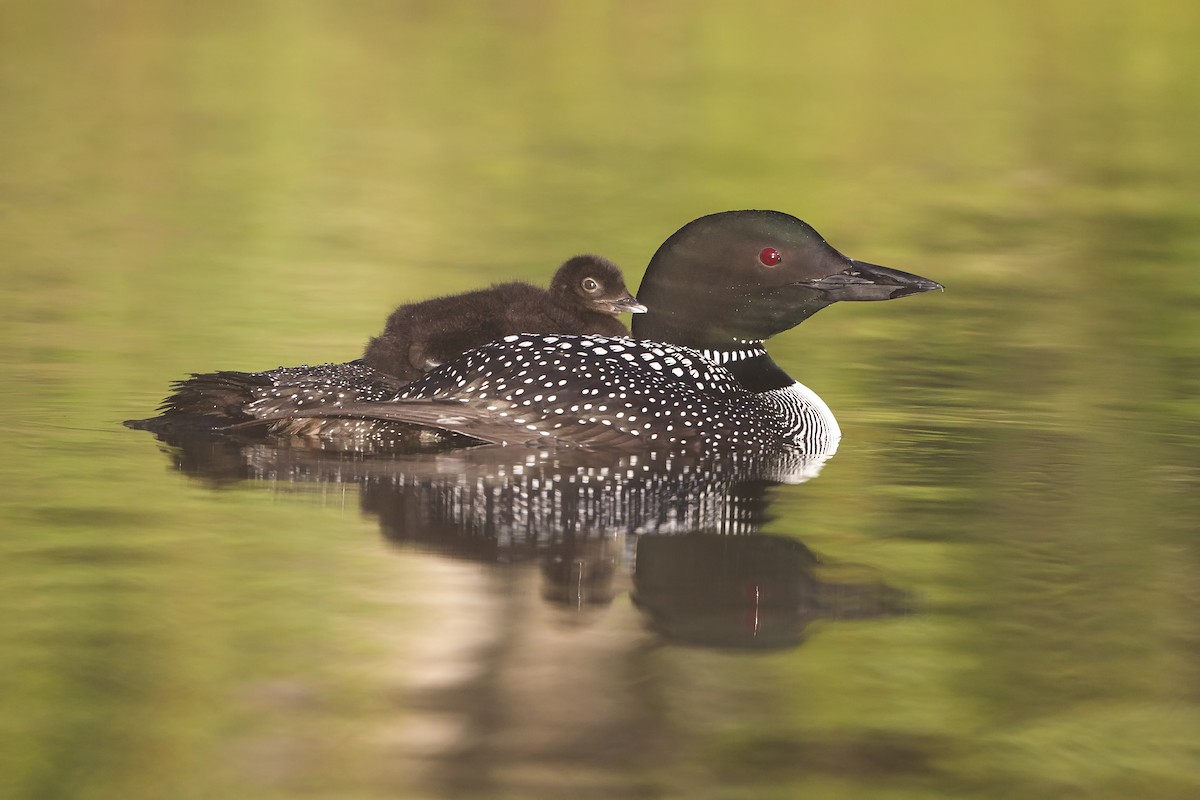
<box><xmin>282</xmin><ymin>401</ymin><xmax>514</xmax><ymax>446</ymax></box>
<box><xmin>246</xmin><ymin>399</ymin><xmax>646</xmax><ymax>450</ymax></box>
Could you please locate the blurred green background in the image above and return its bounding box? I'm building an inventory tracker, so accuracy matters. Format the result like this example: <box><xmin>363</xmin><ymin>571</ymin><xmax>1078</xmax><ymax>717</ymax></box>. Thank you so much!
<box><xmin>2</xmin><ymin>1</ymin><xmax>1199</xmax><ymax>798</ymax></box>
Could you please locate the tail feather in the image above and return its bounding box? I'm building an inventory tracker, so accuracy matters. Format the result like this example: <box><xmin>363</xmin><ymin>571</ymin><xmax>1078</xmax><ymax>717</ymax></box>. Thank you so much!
<box><xmin>161</xmin><ymin>370</ymin><xmax>273</xmax><ymax>420</ymax></box>
<box><xmin>126</xmin><ymin>362</ymin><xmax>408</xmax><ymax>433</ymax></box>
<box><xmin>124</xmin><ymin>370</ymin><xmax>272</xmax><ymax>431</ymax></box>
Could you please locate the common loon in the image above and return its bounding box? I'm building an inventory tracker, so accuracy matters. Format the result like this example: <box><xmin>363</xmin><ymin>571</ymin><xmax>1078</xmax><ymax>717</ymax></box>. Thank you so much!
<box><xmin>128</xmin><ymin>210</ymin><xmax>942</xmax><ymax>452</ymax></box>
<box><xmin>362</xmin><ymin>254</ymin><xmax>645</xmax><ymax>382</ymax></box>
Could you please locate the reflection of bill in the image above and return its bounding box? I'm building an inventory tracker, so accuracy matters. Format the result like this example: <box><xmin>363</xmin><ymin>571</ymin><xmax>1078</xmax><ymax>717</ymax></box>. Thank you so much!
<box><xmin>633</xmin><ymin>534</ymin><xmax>911</xmax><ymax>650</ymax></box>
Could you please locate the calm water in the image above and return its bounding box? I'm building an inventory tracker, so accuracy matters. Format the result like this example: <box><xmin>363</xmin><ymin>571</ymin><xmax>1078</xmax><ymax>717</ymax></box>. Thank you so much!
<box><xmin>3</xmin><ymin>2</ymin><xmax>1200</xmax><ymax>798</ymax></box>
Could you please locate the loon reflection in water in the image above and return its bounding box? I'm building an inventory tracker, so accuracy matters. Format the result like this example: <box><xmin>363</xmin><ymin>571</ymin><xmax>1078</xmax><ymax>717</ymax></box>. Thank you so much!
<box><xmin>149</xmin><ymin>433</ymin><xmax>911</xmax><ymax>650</ymax></box>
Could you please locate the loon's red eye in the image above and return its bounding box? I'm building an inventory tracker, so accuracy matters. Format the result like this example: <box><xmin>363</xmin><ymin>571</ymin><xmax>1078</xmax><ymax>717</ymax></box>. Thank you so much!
<box><xmin>759</xmin><ymin>247</ymin><xmax>782</xmax><ymax>267</ymax></box>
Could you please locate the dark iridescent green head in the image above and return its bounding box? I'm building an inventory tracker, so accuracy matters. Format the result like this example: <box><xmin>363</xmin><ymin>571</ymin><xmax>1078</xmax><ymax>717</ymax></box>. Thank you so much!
<box><xmin>632</xmin><ymin>210</ymin><xmax>942</xmax><ymax>348</ymax></box>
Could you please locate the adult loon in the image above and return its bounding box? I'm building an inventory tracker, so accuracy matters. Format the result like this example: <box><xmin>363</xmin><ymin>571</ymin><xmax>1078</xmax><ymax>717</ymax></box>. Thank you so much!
<box><xmin>128</xmin><ymin>210</ymin><xmax>942</xmax><ymax>452</ymax></box>
<box><xmin>363</xmin><ymin>254</ymin><xmax>645</xmax><ymax>382</ymax></box>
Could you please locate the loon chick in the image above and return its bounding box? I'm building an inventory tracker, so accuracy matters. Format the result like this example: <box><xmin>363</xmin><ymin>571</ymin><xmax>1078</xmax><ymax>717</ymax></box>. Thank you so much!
<box><xmin>130</xmin><ymin>210</ymin><xmax>941</xmax><ymax>451</ymax></box>
<box><xmin>362</xmin><ymin>254</ymin><xmax>646</xmax><ymax>382</ymax></box>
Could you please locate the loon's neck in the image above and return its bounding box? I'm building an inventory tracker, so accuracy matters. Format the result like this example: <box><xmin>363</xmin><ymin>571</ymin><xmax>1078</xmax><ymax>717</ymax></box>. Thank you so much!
<box><xmin>697</xmin><ymin>342</ymin><xmax>795</xmax><ymax>392</ymax></box>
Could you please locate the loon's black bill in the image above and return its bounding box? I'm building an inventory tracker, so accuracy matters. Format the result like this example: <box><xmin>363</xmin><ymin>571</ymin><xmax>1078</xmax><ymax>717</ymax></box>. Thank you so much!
<box><xmin>802</xmin><ymin>261</ymin><xmax>944</xmax><ymax>301</ymax></box>
<box><xmin>607</xmin><ymin>294</ymin><xmax>649</xmax><ymax>314</ymax></box>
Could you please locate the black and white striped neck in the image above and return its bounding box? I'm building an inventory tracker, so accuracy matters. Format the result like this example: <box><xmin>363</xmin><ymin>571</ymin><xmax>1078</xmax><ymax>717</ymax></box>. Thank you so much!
<box><xmin>698</xmin><ymin>341</ymin><xmax>767</xmax><ymax>365</ymax></box>
<box><xmin>697</xmin><ymin>341</ymin><xmax>796</xmax><ymax>393</ymax></box>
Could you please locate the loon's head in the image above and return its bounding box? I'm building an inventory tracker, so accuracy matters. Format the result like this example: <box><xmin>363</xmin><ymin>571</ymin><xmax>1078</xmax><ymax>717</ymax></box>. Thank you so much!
<box><xmin>632</xmin><ymin>210</ymin><xmax>942</xmax><ymax>348</ymax></box>
<box><xmin>551</xmin><ymin>254</ymin><xmax>648</xmax><ymax>316</ymax></box>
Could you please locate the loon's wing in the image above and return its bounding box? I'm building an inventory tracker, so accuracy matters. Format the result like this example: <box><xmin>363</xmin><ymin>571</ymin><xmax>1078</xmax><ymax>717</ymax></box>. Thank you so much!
<box><xmin>245</xmin><ymin>399</ymin><xmax>646</xmax><ymax>450</ymax></box>
<box><xmin>161</xmin><ymin>370</ymin><xmax>271</xmax><ymax>420</ymax></box>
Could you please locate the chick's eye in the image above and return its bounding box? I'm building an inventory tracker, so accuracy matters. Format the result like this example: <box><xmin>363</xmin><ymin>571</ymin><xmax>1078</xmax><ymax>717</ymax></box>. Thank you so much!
<box><xmin>582</xmin><ymin>278</ymin><xmax>599</xmax><ymax>292</ymax></box>
<box><xmin>759</xmin><ymin>247</ymin><xmax>782</xmax><ymax>267</ymax></box>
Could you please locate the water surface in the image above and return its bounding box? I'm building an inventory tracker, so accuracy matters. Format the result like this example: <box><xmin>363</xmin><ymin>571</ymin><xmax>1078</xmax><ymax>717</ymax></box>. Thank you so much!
<box><xmin>3</xmin><ymin>2</ymin><xmax>1200</xmax><ymax>799</ymax></box>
